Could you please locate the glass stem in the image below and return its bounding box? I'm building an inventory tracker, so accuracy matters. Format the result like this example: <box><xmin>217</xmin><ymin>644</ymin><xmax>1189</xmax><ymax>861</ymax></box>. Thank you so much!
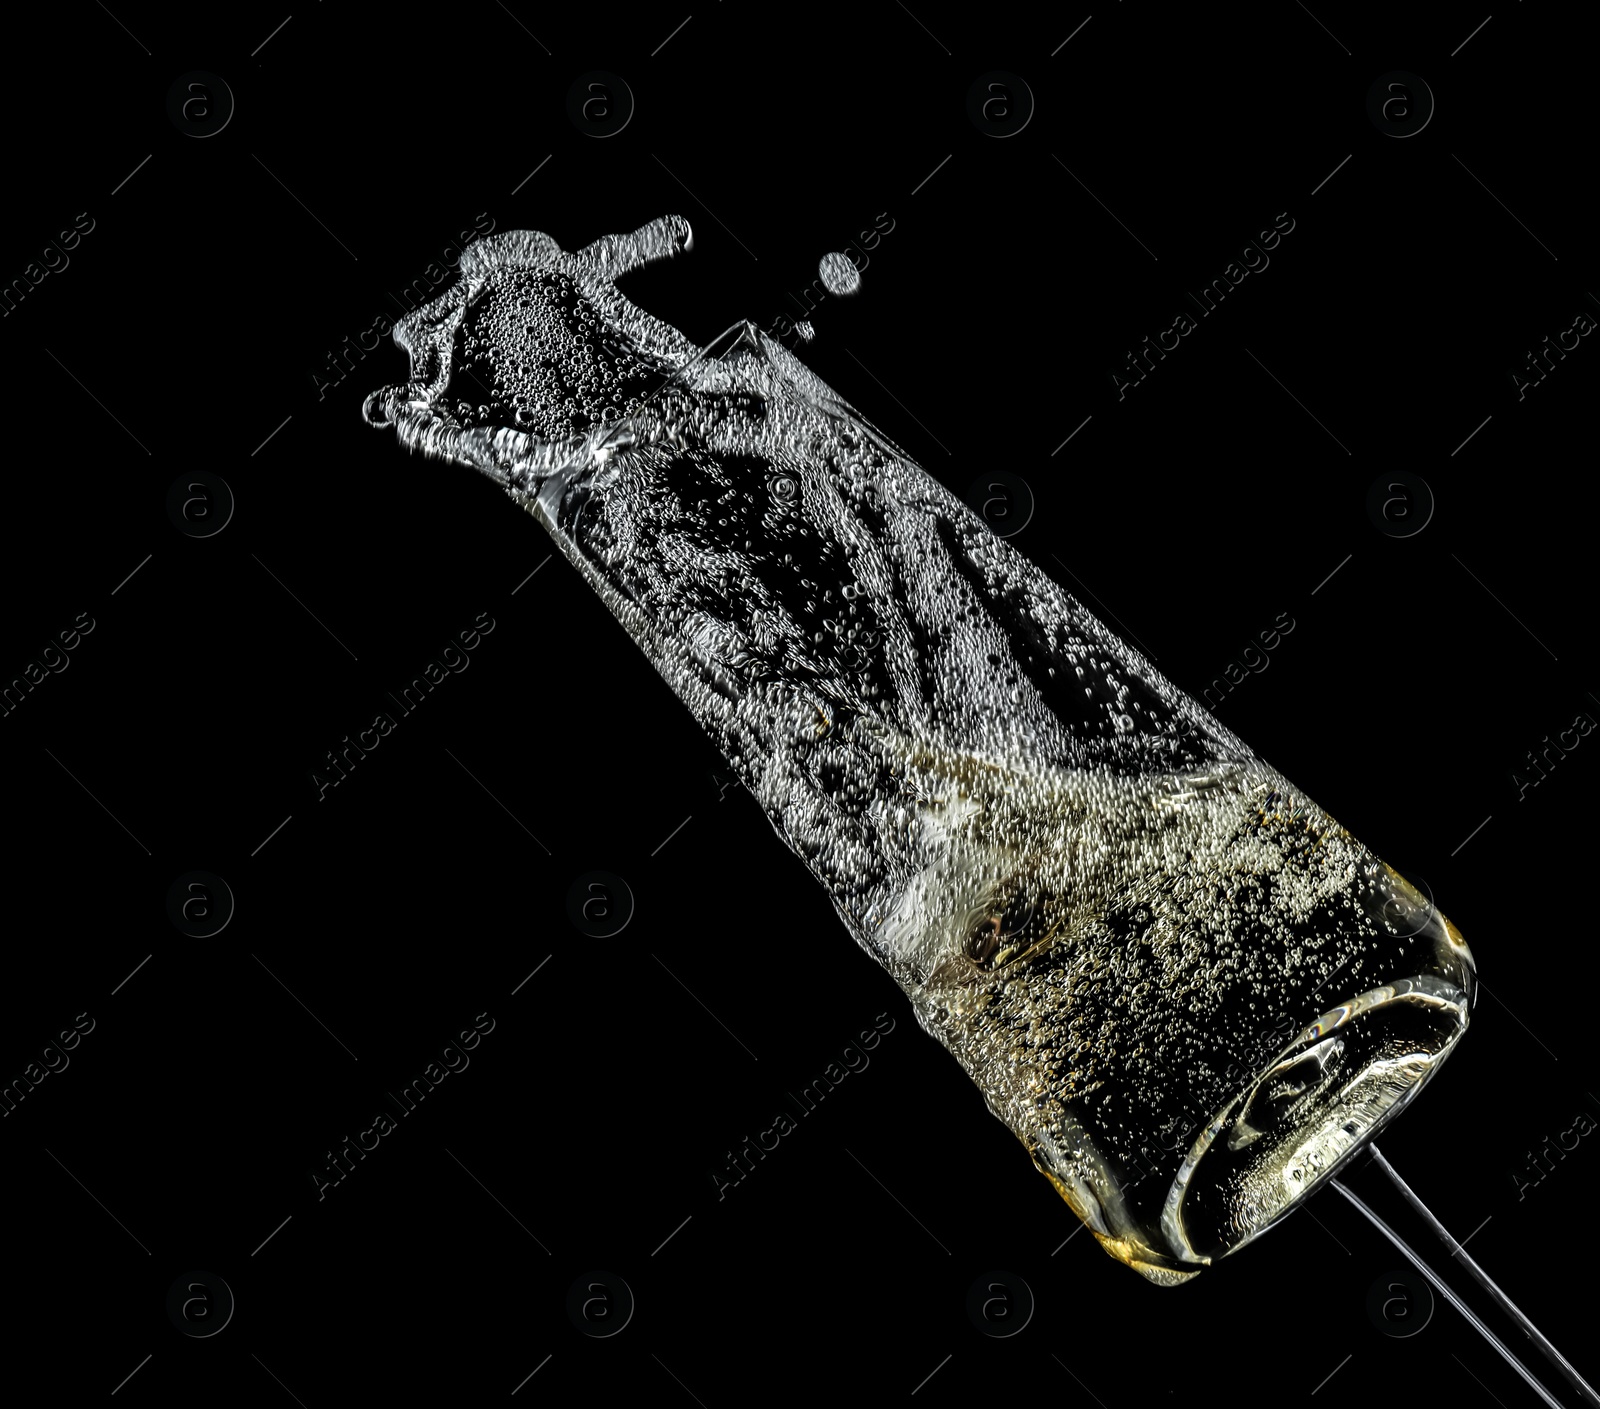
<box><xmin>1363</xmin><ymin>1144</ymin><xmax>1599</xmax><ymax>1407</ymax></box>
<box><xmin>1329</xmin><ymin>1173</ymin><xmax>1568</xmax><ymax>1409</ymax></box>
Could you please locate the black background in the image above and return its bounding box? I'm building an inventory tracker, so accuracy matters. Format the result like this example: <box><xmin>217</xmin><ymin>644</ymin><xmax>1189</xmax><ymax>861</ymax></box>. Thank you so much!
<box><xmin>2</xmin><ymin>2</ymin><xmax>1597</xmax><ymax>1405</ymax></box>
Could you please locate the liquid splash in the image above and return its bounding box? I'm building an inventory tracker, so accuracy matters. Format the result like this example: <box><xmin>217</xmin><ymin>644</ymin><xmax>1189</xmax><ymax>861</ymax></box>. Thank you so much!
<box><xmin>364</xmin><ymin>216</ymin><xmax>1475</xmax><ymax>1283</ymax></box>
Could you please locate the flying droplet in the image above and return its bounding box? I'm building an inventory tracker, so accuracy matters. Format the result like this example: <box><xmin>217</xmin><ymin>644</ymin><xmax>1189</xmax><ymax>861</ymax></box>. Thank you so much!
<box><xmin>818</xmin><ymin>251</ymin><xmax>861</xmax><ymax>297</ymax></box>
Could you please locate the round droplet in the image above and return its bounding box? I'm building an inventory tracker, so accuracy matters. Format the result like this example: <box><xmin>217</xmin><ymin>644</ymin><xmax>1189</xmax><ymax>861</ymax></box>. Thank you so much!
<box><xmin>818</xmin><ymin>252</ymin><xmax>861</xmax><ymax>297</ymax></box>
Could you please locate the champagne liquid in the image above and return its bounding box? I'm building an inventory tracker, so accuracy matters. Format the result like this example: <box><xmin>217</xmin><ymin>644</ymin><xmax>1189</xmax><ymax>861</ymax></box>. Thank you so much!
<box><xmin>365</xmin><ymin>217</ymin><xmax>1475</xmax><ymax>1282</ymax></box>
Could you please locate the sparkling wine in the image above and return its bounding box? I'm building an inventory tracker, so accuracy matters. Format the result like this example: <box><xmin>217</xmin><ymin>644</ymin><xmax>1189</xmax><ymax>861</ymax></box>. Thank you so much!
<box><xmin>364</xmin><ymin>216</ymin><xmax>1475</xmax><ymax>1283</ymax></box>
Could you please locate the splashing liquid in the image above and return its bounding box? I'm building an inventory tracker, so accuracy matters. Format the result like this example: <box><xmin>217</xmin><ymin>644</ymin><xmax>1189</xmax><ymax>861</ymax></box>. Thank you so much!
<box><xmin>364</xmin><ymin>216</ymin><xmax>1475</xmax><ymax>1283</ymax></box>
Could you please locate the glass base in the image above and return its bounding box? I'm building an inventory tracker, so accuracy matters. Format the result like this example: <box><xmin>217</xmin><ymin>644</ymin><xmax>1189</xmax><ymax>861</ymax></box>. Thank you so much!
<box><xmin>1158</xmin><ymin>971</ymin><xmax>1473</xmax><ymax>1269</ymax></box>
